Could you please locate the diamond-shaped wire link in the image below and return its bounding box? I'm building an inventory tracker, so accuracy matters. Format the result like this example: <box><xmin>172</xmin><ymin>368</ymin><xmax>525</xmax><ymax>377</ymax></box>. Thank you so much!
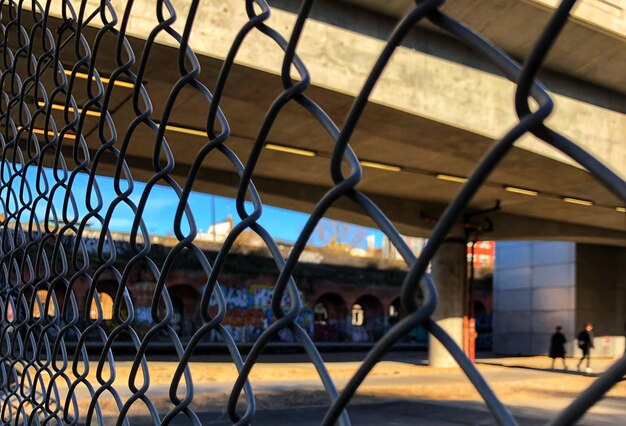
<box><xmin>0</xmin><ymin>0</ymin><xmax>624</xmax><ymax>425</ymax></box>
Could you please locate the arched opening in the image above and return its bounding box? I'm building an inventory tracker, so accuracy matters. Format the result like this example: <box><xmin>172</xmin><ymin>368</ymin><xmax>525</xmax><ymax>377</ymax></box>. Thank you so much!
<box><xmin>84</xmin><ymin>281</ymin><xmax>127</xmax><ymax>338</ymax></box>
<box><xmin>167</xmin><ymin>285</ymin><xmax>201</xmax><ymax>339</ymax></box>
<box><xmin>352</xmin><ymin>295</ymin><xmax>384</xmax><ymax>342</ymax></box>
<box><xmin>32</xmin><ymin>289</ymin><xmax>55</xmax><ymax>318</ymax></box>
<box><xmin>6</xmin><ymin>300</ymin><xmax>14</xmax><ymax>322</ymax></box>
<box><xmin>313</xmin><ymin>293</ymin><xmax>348</xmax><ymax>342</ymax></box>
<box><xmin>89</xmin><ymin>292</ymin><xmax>114</xmax><ymax>321</ymax></box>
<box><xmin>389</xmin><ymin>304</ymin><xmax>399</xmax><ymax>319</ymax></box>
<box><xmin>171</xmin><ymin>295</ymin><xmax>185</xmax><ymax>334</ymax></box>
<box><xmin>397</xmin><ymin>289</ymin><xmax>428</xmax><ymax>343</ymax></box>
<box><xmin>314</xmin><ymin>303</ymin><xmax>328</xmax><ymax>324</ymax></box>
<box><xmin>351</xmin><ymin>304</ymin><xmax>365</xmax><ymax>326</ymax></box>
<box><xmin>388</xmin><ymin>297</ymin><xmax>407</xmax><ymax>327</ymax></box>
<box><xmin>86</xmin><ymin>280</ymin><xmax>119</xmax><ymax>321</ymax></box>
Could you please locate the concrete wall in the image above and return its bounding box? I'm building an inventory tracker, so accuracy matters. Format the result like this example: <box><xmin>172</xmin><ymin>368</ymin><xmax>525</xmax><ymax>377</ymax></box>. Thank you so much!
<box><xmin>575</xmin><ymin>244</ymin><xmax>626</xmax><ymax>358</ymax></box>
<box><xmin>493</xmin><ymin>241</ymin><xmax>576</xmax><ymax>356</ymax></box>
<box><xmin>494</xmin><ymin>241</ymin><xmax>626</xmax><ymax>358</ymax></box>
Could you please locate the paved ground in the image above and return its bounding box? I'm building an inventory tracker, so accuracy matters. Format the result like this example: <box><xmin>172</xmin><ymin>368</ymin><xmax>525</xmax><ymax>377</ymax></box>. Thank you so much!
<box><xmin>79</xmin><ymin>354</ymin><xmax>626</xmax><ymax>425</ymax></box>
<box><xmin>125</xmin><ymin>400</ymin><xmax>548</xmax><ymax>425</ymax></box>
<box><xmin>121</xmin><ymin>396</ymin><xmax>625</xmax><ymax>426</ymax></box>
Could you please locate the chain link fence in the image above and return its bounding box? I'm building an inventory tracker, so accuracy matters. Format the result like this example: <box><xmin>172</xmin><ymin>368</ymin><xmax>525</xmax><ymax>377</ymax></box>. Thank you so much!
<box><xmin>0</xmin><ymin>0</ymin><xmax>625</xmax><ymax>424</ymax></box>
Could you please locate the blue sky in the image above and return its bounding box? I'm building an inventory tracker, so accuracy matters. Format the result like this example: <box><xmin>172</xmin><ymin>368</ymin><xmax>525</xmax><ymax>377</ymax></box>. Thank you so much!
<box><xmin>15</xmin><ymin>166</ymin><xmax>385</xmax><ymax>249</ymax></box>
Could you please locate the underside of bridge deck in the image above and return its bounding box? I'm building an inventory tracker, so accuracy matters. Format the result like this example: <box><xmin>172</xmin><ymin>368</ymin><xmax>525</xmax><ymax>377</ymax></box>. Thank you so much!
<box><xmin>11</xmin><ymin>4</ymin><xmax>626</xmax><ymax>246</ymax></box>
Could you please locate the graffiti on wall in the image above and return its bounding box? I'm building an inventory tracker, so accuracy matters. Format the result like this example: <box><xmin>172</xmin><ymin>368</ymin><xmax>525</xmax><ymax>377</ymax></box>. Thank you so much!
<box><xmin>129</xmin><ymin>283</ymin><xmax>312</xmax><ymax>343</ymax></box>
<box><xmin>204</xmin><ymin>284</ymin><xmax>313</xmax><ymax>343</ymax></box>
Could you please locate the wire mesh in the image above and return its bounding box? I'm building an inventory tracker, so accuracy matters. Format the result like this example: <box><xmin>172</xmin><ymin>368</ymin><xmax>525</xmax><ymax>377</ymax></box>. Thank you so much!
<box><xmin>0</xmin><ymin>0</ymin><xmax>624</xmax><ymax>425</ymax></box>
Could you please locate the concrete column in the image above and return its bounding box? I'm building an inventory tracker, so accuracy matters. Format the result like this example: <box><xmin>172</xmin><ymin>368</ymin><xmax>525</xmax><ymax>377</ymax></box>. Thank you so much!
<box><xmin>429</xmin><ymin>232</ymin><xmax>466</xmax><ymax>368</ymax></box>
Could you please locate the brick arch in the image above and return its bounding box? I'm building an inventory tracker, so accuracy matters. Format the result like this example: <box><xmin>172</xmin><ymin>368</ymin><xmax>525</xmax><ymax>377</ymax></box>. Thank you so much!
<box><xmin>88</xmin><ymin>280</ymin><xmax>119</xmax><ymax>321</ymax></box>
<box><xmin>388</xmin><ymin>297</ymin><xmax>406</xmax><ymax>326</ymax></box>
<box><xmin>167</xmin><ymin>284</ymin><xmax>202</xmax><ymax>338</ymax></box>
<box><xmin>352</xmin><ymin>294</ymin><xmax>385</xmax><ymax>342</ymax></box>
<box><xmin>313</xmin><ymin>292</ymin><xmax>349</xmax><ymax>342</ymax></box>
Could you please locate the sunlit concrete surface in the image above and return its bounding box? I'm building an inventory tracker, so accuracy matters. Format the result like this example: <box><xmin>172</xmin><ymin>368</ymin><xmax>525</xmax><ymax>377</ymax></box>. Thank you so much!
<box><xmin>26</xmin><ymin>355</ymin><xmax>624</xmax><ymax>424</ymax></box>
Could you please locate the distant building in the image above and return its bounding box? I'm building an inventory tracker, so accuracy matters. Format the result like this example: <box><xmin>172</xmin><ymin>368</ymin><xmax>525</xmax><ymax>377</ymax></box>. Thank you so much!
<box><xmin>382</xmin><ymin>235</ymin><xmax>427</xmax><ymax>261</ymax></box>
<box><xmin>197</xmin><ymin>216</ymin><xmax>234</xmax><ymax>242</ymax></box>
<box><xmin>469</xmin><ymin>241</ymin><xmax>495</xmax><ymax>277</ymax></box>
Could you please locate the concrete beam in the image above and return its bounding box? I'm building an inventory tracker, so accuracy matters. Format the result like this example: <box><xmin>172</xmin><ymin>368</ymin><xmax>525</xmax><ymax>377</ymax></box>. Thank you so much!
<box><xmin>37</xmin><ymin>0</ymin><xmax>626</xmax><ymax>175</ymax></box>
<box><xmin>341</xmin><ymin>0</ymin><xmax>626</xmax><ymax>91</ymax></box>
<box><xmin>13</xmin><ymin>1</ymin><xmax>626</xmax><ymax>245</ymax></box>
<box><xmin>77</xmin><ymin>146</ymin><xmax>626</xmax><ymax>246</ymax></box>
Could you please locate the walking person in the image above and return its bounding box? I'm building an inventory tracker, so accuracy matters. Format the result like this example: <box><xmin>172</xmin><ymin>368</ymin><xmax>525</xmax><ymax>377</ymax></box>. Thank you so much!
<box><xmin>577</xmin><ymin>322</ymin><xmax>595</xmax><ymax>373</ymax></box>
<box><xmin>549</xmin><ymin>326</ymin><xmax>567</xmax><ymax>370</ymax></box>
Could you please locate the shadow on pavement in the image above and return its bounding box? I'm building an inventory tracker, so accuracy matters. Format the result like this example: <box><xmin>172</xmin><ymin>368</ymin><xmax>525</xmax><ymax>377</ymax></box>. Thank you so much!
<box><xmin>476</xmin><ymin>360</ymin><xmax>603</xmax><ymax>378</ymax></box>
<box><xmin>116</xmin><ymin>397</ymin><xmax>623</xmax><ymax>425</ymax></box>
<box><xmin>115</xmin><ymin>399</ymin><xmax>543</xmax><ymax>426</ymax></box>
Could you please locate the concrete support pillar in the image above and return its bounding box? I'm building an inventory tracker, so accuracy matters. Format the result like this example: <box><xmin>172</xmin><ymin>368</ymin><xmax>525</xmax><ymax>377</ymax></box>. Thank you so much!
<box><xmin>429</xmin><ymin>232</ymin><xmax>466</xmax><ymax>368</ymax></box>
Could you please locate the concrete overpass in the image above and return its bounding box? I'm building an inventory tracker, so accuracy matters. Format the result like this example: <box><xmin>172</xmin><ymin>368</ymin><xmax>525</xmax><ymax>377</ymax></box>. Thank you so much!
<box><xmin>18</xmin><ymin>0</ymin><xmax>626</xmax><ymax>247</ymax></box>
<box><xmin>9</xmin><ymin>0</ymin><xmax>626</xmax><ymax>368</ymax></box>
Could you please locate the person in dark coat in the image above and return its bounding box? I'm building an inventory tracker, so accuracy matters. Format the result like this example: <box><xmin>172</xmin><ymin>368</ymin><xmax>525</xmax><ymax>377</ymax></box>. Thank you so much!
<box><xmin>577</xmin><ymin>322</ymin><xmax>595</xmax><ymax>373</ymax></box>
<box><xmin>549</xmin><ymin>326</ymin><xmax>567</xmax><ymax>370</ymax></box>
